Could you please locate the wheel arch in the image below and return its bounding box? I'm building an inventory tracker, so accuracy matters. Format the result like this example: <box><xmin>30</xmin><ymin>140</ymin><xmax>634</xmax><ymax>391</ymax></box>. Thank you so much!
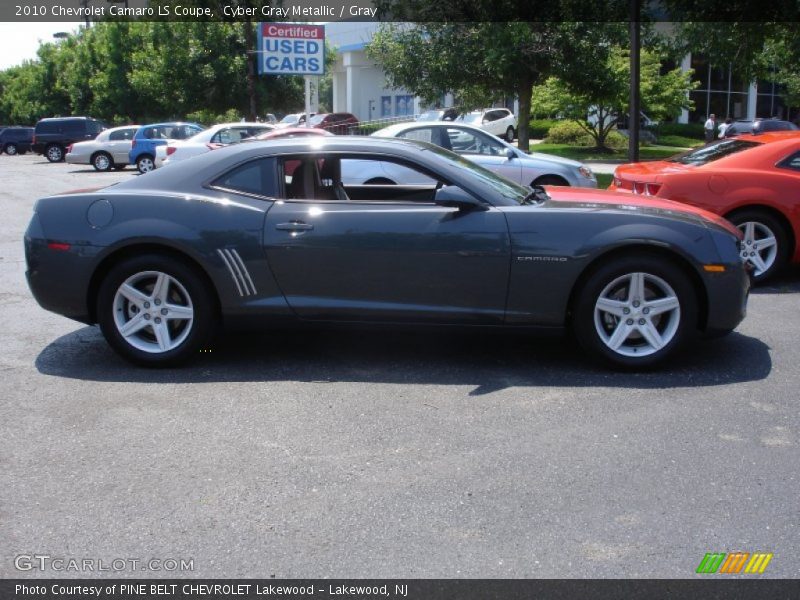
<box><xmin>566</xmin><ymin>244</ymin><xmax>709</xmax><ymax>331</ymax></box>
<box><xmin>532</xmin><ymin>174</ymin><xmax>569</xmax><ymax>187</ymax></box>
<box><xmin>87</xmin><ymin>242</ymin><xmax>220</xmax><ymax>324</ymax></box>
<box><xmin>724</xmin><ymin>203</ymin><xmax>796</xmax><ymax>260</ymax></box>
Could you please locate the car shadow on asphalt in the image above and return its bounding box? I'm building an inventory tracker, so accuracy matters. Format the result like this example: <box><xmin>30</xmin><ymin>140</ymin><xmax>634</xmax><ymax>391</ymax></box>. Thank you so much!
<box><xmin>35</xmin><ymin>326</ymin><xmax>771</xmax><ymax>393</ymax></box>
<box><xmin>750</xmin><ymin>266</ymin><xmax>800</xmax><ymax>295</ymax></box>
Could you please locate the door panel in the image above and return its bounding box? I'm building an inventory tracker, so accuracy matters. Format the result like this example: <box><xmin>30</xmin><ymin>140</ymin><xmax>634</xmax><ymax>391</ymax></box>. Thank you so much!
<box><xmin>263</xmin><ymin>201</ymin><xmax>511</xmax><ymax>324</ymax></box>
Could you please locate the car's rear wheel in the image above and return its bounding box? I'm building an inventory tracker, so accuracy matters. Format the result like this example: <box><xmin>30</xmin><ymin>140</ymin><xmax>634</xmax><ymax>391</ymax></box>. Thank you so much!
<box><xmin>97</xmin><ymin>255</ymin><xmax>216</xmax><ymax>366</ymax></box>
<box><xmin>505</xmin><ymin>126</ymin><xmax>515</xmax><ymax>142</ymax></box>
<box><xmin>573</xmin><ymin>256</ymin><xmax>697</xmax><ymax>369</ymax></box>
<box><xmin>92</xmin><ymin>151</ymin><xmax>113</xmax><ymax>171</ymax></box>
<box><xmin>45</xmin><ymin>144</ymin><xmax>64</xmax><ymax>162</ymax></box>
<box><xmin>136</xmin><ymin>154</ymin><xmax>155</xmax><ymax>174</ymax></box>
<box><xmin>726</xmin><ymin>209</ymin><xmax>788</xmax><ymax>283</ymax></box>
<box><xmin>4</xmin><ymin>143</ymin><xmax>18</xmax><ymax>155</ymax></box>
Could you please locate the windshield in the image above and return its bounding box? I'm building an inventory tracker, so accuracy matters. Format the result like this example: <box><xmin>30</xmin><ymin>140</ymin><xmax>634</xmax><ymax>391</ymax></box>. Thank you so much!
<box><xmin>419</xmin><ymin>142</ymin><xmax>530</xmax><ymax>204</ymax></box>
<box><xmin>280</xmin><ymin>115</ymin><xmax>299</xmax><ymax>124</ymax></box>
<box><xmin>309</xmin><ymin>114</ymin><xmax>326</xmax><ymax>126</ymax></box>
<box><xmin>670</xmin><ymin>139</ymin><xmax>760</xmax><ymax>165</ymax></box>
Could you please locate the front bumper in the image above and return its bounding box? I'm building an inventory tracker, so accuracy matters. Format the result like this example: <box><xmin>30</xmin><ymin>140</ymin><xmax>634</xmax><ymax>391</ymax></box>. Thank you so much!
<box><xmin>702</xmin><ymin>264</ymin><xmax>750</xmax><ymax>336</ymax></box>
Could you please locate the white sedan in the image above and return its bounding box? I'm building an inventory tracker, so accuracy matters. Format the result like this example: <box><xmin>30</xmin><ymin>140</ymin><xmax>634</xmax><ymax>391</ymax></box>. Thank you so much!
<box><xmin>65</xmin><ymin>125</ymin><xmax>139</xmax><ymax>171</ymax></box>
<box><xmin>157</xmin><ymin>122</ymin><xmax>275</xmax><ymax>167</ymax></box>
<box><xmin>361</xmin><ymin>122</ymin><xmax>596</xmax><ymax>188</ymax></box>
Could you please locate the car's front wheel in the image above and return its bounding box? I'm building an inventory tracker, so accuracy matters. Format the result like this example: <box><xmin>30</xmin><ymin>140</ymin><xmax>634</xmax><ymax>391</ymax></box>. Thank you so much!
<box><xmin>92</xmin><ymin>151</ymin><xmax>113</xmax><ymax>171</ymax></box>
<box><xmin>97</xmin><ymin>255</ymin><xmax>216</xmax><ymax>366</ymax></box>
<box><xmin>4</xmin><ymin>143</ymin><xmax>18</xmax><ymax>155</ymax></box>
<box><xmin>505</xmin><ymin>126</ymin><xmax>515</xmax><ymax>143</ymax></box>
<box><xmin>136</xmin><ymin>154</ymin><xmax>155</xmax><ymax>174</ymax></box>
<box><xmin>573</xmin><ymin>256</ymin><xmax>697</xmax><ymax>369</ymax></box>
<box><xmin>45</xmin><ymin>144</ymin><xmax>64</xmax><ymax>162</ymax></box>
<box><xmin>726</xmin><ymin>209</ymin><xmax>788</xmax><ymax>283</ymax></box>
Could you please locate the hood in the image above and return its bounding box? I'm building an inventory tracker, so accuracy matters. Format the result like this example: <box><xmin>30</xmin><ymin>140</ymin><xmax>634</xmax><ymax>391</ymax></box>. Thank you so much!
<box><xmin>526</xmin><ymin>151</ymin><xmax>583</xmax><ymax>168</ymax></box>
<box><xmin>543</xmin><ymin>186</ymin><xmax>741</xmax><ymax>237</ymax></box>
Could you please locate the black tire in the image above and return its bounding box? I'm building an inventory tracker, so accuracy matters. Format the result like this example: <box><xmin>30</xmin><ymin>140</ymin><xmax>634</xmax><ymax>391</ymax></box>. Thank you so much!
<box><xmin>4</xmin><ymin>143</ymin><xmax>18</xmax><ymax>155</ymax></box>
<box><xmin>726</xmin><ymin>209</ymin><xmax>789</xmax><ymax>284</ymax></box>
<box><xmin>92</xmin><ymin>151</ymin><xmax>114</xmax><ymax>172</ymax></box>
<box><xmin>113</xmin><ymin>164</ymin><xmax>126</xmax><ymax>171</ymax></box>
<box><xmin>97</xmin><ymin>254</ymin><xmax>216</xmax><ymax>366</ymax></box>
<box><xmin>505</xmin><ymin>126</ymin><xmax>515</xmax><ymax>143</ymax></box>
<box><xmin>533</xmin><ymin>175</ymin><xmax>569</xmax><ymax>187</ymax></box>
<box><xmin>572</xmin><ymin>255</ymin><xmax>697</xmax><ymax>369</ymax></box>
<box><xmin>136</xmin><ymin>154</ymin><xmax>155</xmax><ymax>174</ymax></box>
<box><xmin>45</xmin><ymin>144</ymin><xmax>64</xmax><ymax>162</ymax></box>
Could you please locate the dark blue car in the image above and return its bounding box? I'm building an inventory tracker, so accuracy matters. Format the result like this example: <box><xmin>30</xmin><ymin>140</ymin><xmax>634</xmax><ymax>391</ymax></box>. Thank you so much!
<box><xmin>129</xmin><ymin>122</ymin><xmax>203</xmax><ymax>173</ymax></box>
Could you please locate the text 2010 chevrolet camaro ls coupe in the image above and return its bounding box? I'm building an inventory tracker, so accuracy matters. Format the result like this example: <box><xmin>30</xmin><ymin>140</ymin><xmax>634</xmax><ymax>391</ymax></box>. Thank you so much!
<box><xmin>25</xmin><ymin>138</ymin><xmax>749</xmax><ymax>368</ymax></box>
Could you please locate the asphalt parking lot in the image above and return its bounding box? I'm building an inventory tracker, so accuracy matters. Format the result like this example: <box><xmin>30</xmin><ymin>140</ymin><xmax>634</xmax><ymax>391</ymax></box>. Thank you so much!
<box><xmin>1</xmin><ymin>154</ymin><xmax>798</xmax><ymax>578</ymax></box>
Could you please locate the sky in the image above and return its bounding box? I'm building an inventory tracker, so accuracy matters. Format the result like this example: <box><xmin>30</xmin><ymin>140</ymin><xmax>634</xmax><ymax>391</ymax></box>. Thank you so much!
<box><xmin>0</xmin><ymin>22</ymin><xmax>83</xmax><ymax>70</ymax></box>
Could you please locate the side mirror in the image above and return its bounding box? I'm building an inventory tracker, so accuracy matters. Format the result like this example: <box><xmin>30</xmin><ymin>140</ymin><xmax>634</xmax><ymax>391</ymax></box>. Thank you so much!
<box><xmin>434</xmin><ymin>185</ymin><xmax>487</xmax><ymax>211</ymax></box>
<box><xmin>505</xmin><ymin>147</ymin><xmax>516</xmax><ymax>160</ymax></box>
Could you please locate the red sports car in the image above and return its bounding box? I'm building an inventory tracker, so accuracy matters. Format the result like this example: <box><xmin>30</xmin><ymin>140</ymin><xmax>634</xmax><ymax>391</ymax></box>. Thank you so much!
<box><xmin>608</xmin><ymin>132</ymin><xmax>800</xmax><ymax>281</ymax></box>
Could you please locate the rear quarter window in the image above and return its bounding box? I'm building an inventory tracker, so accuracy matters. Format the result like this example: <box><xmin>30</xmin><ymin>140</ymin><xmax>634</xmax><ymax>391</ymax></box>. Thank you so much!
<box><xmin>211</xmin><ymin>157</ymin><xmax>277</xmax><ymax>198</ymax></box>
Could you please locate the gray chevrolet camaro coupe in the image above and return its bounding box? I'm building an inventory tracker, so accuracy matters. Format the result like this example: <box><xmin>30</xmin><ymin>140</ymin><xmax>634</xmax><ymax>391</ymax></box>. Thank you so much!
<box><xmin>25</xmin><ymin>137</ymin><xmax>749</xmax><ymax>368</ymax></box>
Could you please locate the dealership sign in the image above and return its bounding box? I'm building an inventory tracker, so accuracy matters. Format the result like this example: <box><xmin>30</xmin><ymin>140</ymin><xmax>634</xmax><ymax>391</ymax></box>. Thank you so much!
<box><xmin>257</xmin><ymin>23</ymin><xmax>325</xmax><ymax>76</ymax></box>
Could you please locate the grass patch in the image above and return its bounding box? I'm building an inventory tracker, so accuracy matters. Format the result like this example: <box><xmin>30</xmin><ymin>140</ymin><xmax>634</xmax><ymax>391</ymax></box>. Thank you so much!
<box><xmin>532</xmin><ymin>143</ymin><xmax>684</xmax><ymax>161</ymax></box>
<box><xmin>656</xmin><ymin>134</ymin><xmax>704</xmax><ymax>148</ymax></box>
<box><xmin>595</xmin><ymin>173</ymin><xmax>613</xmax><ymax>189</ymax></box>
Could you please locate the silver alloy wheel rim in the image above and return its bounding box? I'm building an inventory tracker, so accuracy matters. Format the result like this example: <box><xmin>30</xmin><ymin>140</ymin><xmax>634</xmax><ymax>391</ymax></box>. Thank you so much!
<box><xmin>95</xmin><ymin>154</ymin><xmax>110</xmax><ymax>170</ymax></box>
<box><xmin>112</xmin><ymin>271</ymin><xmax>194</xmax><ymax>354</ymax></box>
<box><xmin>47</xmin><ymin>146</ymin><xmax>62</xmax><ymax>161</ymax></box>
<box><xmin>737</xmin><ymin>221</ymin><xmax>778</xmax><ymax>277</ymax></box>
<box><xmin>593</xmin><ymin>272</ymin><xmax>681</xmax><ymax>358</ymax></box>
<box><xmin>6</xmin><ymin>144</ymin><xmax>17</xmax><ymax>155</ymax></box>
<box><xmin>138</xmin><ymin>157</ymin><xmax>154</xmax><ymax>172</ymax></box>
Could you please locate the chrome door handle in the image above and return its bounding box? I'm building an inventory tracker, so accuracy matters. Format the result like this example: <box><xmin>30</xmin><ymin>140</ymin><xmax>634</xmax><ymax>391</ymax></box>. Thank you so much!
<box><xmin>275</xmin><ymin>221</ymin><xmax>314</xmax><ymax>232</ymax></box>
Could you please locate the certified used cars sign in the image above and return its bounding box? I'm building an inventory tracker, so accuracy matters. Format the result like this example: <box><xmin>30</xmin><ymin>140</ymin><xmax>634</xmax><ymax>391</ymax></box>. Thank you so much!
<box><xmin>257</xmin><ymin>23</ymin><xmax>325</xmax><ymax>76</ymax></box>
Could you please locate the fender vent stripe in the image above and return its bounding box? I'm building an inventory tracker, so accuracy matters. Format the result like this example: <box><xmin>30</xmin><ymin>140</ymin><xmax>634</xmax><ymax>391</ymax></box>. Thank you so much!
<box><xmin>216</xmin><ymin>248</ymin><xmax>257</xmax><ymax>296</ymax></box>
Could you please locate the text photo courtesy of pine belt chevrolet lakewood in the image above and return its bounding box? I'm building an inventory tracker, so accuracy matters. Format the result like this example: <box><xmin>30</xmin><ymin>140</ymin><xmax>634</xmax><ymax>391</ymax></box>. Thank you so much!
<box><xmin>25</xmin><ymin>138</ymin><xmax>749</xmax><ymax>369</ymax></box>
<box><xmin>608</xmin><ymin>132</ymin><xmax>800</xmax><ymax>282</ymax></box>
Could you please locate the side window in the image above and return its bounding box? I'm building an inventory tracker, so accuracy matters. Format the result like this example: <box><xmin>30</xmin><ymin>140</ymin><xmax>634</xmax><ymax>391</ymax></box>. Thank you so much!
<box><xmin>211</xmin><ymin>157</ymin><xmax>277</xmax><ymax>197</ymax></box>
<box><xmin>109</xmin><ymin>128</ymin><xmax>135</xmax><ymax>141</ymax></box>
<box><xmin>37</xmin><ymin>122</ymin><xmax>57</xmax><ymax>134</ymax></box>
<box><xmin>777</xmin><ymin>151</ymin><xmax>800</xmax><ymax>172</ymax></box>
<box><xmin>63</xmin><ymin>120</ymin><xmax>83</xmax><ymax>135</ymax></box>
<box><xmin>212</xmin><ymin>128</ymin><xmax>233</xmax><ymax>144</ymax></box>
<box><xmin>446</xmin><ymin>127</ymin><xmax>505</xmax><ymax>155</ymax></box>
<box><xmin>398</xmin><ymin>128</ymin><xmax>433</xmax><ymax>144</ymax></box>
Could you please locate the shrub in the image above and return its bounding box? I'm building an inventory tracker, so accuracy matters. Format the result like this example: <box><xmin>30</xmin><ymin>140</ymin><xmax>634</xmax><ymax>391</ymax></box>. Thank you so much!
<box><xmin>528</xmin><ymin>118</ymin><xmax>560</xmax><ymax>139</ymax></box>
<box><xmin>544</xmin><ymin>120</ymin><xmax>629</xmax><ymax>150</ymax></box>
<box><xmin>654</xmin><ymin>122</ymin><xmax>705</xmax><ymax>140</ymax></box>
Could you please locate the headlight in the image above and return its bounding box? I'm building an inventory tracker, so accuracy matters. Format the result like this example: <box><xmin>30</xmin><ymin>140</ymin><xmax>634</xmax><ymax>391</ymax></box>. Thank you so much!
<box><xmin>578</xmin><ymin>166</ymin><xmax>595</xmax><ymax>180</ymax></box>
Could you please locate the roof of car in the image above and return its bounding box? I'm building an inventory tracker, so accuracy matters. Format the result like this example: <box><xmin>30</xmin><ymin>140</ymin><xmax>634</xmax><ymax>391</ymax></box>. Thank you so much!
<box><xmin>733</xmin><ymin>131</ymin><xmax>800</xmax><ymax>144</ymax></box>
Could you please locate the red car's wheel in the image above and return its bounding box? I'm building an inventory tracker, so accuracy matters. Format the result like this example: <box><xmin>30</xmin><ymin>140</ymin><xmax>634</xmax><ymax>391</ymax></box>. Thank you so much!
<box><xmin>727</xmin><ymin>209</ymin><xmax>789</xmax><ymax>283</ymax></box>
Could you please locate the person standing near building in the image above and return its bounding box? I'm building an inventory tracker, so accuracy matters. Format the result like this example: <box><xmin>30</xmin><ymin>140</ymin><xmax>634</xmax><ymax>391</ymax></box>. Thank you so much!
<box><xmin>718</xmin><ymin>117</ymin><xmax>733</xmax><ymax>138</ymax></box>
<box><xmin>704</xmin><ymin>114</ymin><xmax>716</xmax><ymax>142</ymax></box>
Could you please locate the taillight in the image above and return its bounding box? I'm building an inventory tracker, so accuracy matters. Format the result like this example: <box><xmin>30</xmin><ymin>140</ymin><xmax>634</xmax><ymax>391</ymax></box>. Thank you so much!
<box><xmin>644</xmin><ymin>183</ymin><xmax>662</xmax><ymax>196</ymax></box>
<box><xmin>32</xmin><ymin>134</ymin><xmax>37</xmax><ymax>144</ymax></box>
<box><xmin>633</xmin><ymin>182</ymin><xmax>646</xmax><ymax>195</ymax></box>
<box><xmin>131</xmin><ymin>139</ymin><xmax>137</xmax><ymax>149</ymax></box>
<box><xmin>66</xmin><ymin>144</ymin><xmax>73</xmax><ymax>154</ymax></box>
<box><xmin>166</xmin><ymin>146</ymin><xmax>177</xmax><ymax>156</ymax></box>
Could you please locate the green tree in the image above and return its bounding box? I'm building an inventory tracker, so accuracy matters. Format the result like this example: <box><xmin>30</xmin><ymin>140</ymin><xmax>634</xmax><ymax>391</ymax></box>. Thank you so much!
<box><xmin>367</xmin><ymin>22</ymin><xmax>625</xmax><ymax>151</ymax></box>
<box><xmin>533</xmin><ymin>47</ymin><xmax>696</xmax><ymax>151</ymax></box>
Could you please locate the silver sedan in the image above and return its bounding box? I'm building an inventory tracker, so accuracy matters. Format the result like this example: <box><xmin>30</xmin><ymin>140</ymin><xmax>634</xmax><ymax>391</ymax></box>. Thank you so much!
<box><xmin>370</xmin><ymin>122</ymin><xmax>597</xmax><ymax>187</ymax></box>
<box><xmin>65</xmin><ymin>125</ymin><xmax>139</xmax><ymax>171</ymax></box>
